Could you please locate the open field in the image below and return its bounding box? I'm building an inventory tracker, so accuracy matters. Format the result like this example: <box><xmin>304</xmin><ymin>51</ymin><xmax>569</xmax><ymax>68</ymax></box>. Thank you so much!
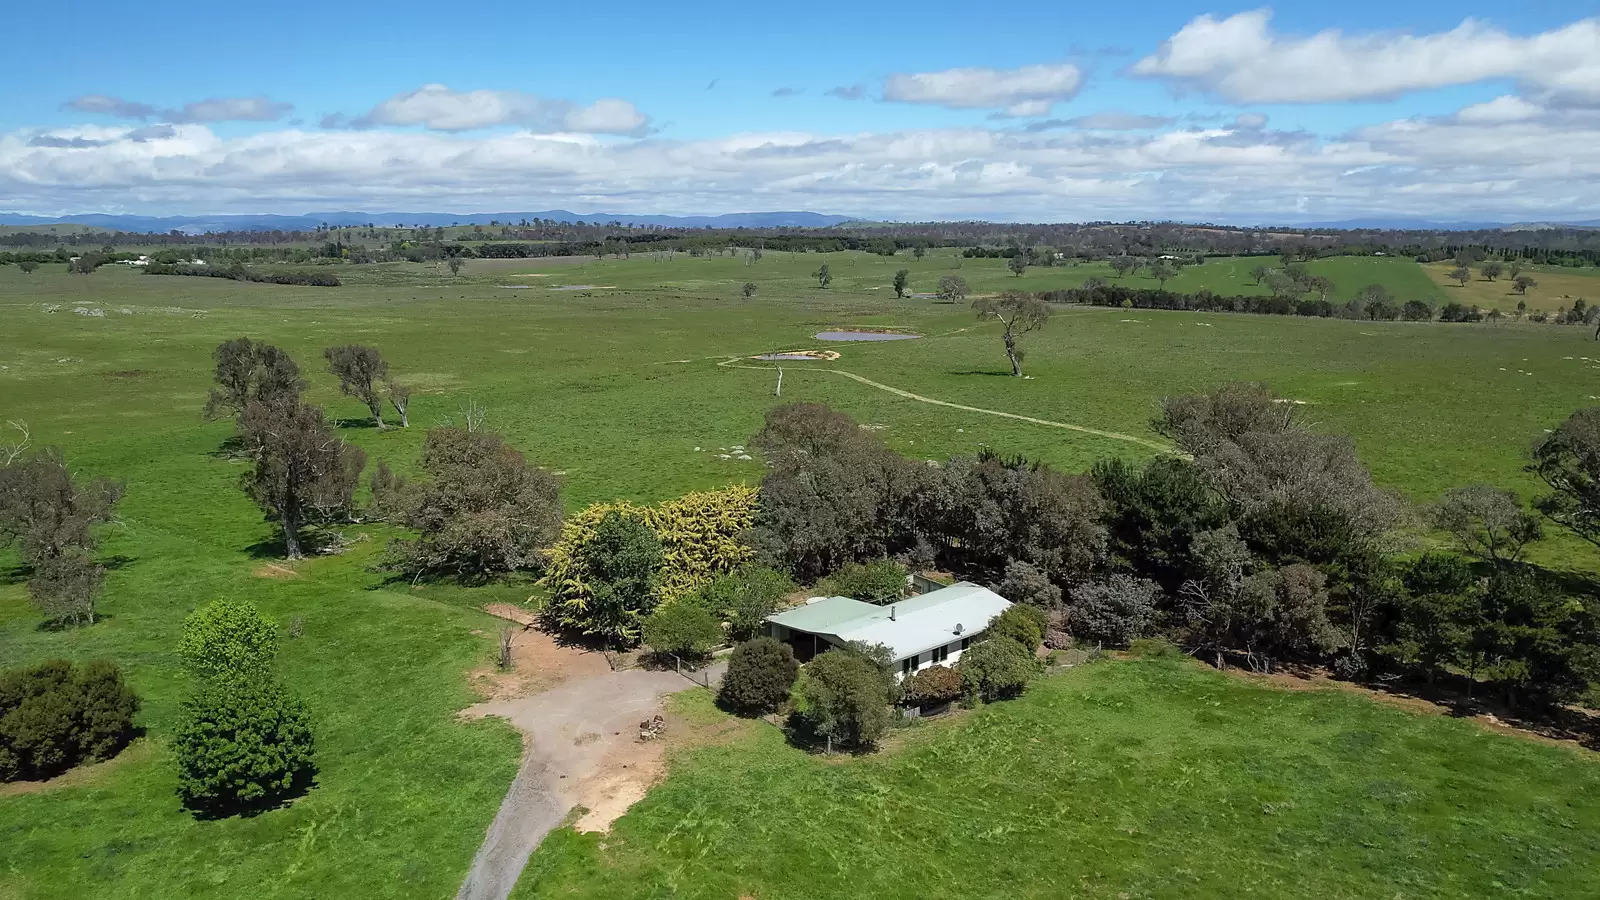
<box><xmin>4</xmin><ymin>250</ymin><xmax>1600</xmax><ymax>898</ymax></box>
<box><xmin>1421</xmin><ymin>261</ymin><xmax>1600</xmax><ymax>314</ymax></box>
<box><xmin>516</xmin><ymin>657</ymin><xmax>1600</xmax><ymax>899</ymax></box>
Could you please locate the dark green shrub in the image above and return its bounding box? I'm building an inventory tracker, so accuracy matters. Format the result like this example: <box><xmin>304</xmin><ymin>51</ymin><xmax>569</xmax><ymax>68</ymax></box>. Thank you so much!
<box><xmin>0</xmin><ymin>659</ymin><xmax>139</xmax><ymax>783</ymax></box>
<box><xmin>643</xmin><ymin>601</ymin><xmax>723</xmax><ymax>658</ymax></box>
<box><xmin>827</xmin><ymin>559</ymin><xmax>908</xmax><ymax>605</ymax></box>
<box><xmin>988</xmin><ymin>604</ymin><xmax>1048</xmax><ymax>652</ymax></box>
<box><xmin>173</xmin><ymin>677</ymin><xmax>315</xmax><ymax>818</ymax></box>
<box><xmin>901</xmin><ymin>665</ymin><xmax>962</xmax><ymax>707</ymax></box>
<box><xmin>718</xmin><ymin>637</ymin><xmax>799</xmax><ymax>714</ymax></box>
<box><xmin>959</xmin><ymin>639</ymin><xmax>1036</xmax><ymax>702</ymax></box>
<box><xmin>791</xmin><ymin>647</ymin><xmax>894</xmax><ymax>749</ymax></box>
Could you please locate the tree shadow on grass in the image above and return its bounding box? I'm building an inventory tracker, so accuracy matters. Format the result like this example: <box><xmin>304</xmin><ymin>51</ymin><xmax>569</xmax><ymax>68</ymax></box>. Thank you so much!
<box><xmin>333</xmin><ymin>417</ymin><xmax>381</xmax><ymax>430</ymax></box>
<box><xmin>948</xmin><ymin>369</ymin><xmax>1015</xmax><ymax>377</ymax></box>
<box><xmin>780</xmin><ymin>711</ymin><xmax>880</xmax><ymax>756</ymax></box>
<box><xmin>242</xmin><ymin>529</ymin><xmax>345</xmax><ymax>560</ymax></box>
<box><xmin>182</xmin><ymin>764</ymin><xmax>319</xmax><ymax>821</ymax></box>
<box><xmin>34</xmin><ymin>613</ymin><xmax>118</xmax><ymax>632</ymax></box>
<box><xmin>1351</xmin><ymin>671</ymin><xmax>1600</xmax><ymax>752</ymax></box>
<box><xmin>205</xmin><ymin>434</ymin><xmax>250</xmax><ymax>460</ymax></box>
<box><xmin>0</xmin><ymin>562</ymin><xmax>27</xmax><ymax>587</ymax></box>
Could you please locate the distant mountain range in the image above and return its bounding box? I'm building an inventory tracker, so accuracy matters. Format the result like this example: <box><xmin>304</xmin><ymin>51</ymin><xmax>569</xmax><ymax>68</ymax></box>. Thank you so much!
<box><xmin>0</xmin><ymin>210</ymin><xmax>858</xmax><ymax>234</ymax></box>
<box><xmin>4</xmin><ymin>209</ymin><xmax>1599</xmax><ymax>235</ymax></box>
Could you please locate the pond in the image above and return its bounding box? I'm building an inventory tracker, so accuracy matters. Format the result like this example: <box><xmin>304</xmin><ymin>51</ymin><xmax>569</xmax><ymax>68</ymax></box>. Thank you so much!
<box><xmin>814</xmin><ymin>331</ymin><xmax>921</xmax><ymax>342</ymax></box>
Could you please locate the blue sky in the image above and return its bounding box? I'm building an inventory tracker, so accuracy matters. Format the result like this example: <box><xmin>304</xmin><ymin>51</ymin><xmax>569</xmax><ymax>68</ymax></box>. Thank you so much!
<box><xmin>5</xmin><ymin>2</ymin><xmax>1600</xmax><ymax>221</ymax></box>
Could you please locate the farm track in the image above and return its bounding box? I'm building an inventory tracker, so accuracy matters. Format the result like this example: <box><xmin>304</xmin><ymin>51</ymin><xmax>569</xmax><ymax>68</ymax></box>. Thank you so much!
<box><xmin>716</xmin><ymin>357</ymin><xmax>1177</xmax><ymax>454</ymax></box>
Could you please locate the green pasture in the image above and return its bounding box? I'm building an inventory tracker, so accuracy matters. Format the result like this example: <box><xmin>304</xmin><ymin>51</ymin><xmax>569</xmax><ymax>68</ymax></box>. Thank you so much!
<box><xmin>517</xmin><ymin>657</ymin><xmax>1600</xmax><ymax>900</ymax></box>
<box><xmin>2</xmin><ymin>251</ymin><xmax>1599</xmax><ymax>898</ymax></box>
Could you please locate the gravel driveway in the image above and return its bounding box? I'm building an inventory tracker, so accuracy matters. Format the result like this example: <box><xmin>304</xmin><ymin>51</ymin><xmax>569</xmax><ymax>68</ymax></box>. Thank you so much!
<box><xmin>455</xmin><ymin>666</ymin><xmax>712</xmax><ymax>900</ymax></box>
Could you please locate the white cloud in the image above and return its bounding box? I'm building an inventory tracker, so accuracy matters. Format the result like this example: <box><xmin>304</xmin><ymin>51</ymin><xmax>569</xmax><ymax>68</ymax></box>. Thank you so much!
<box><xmin>883</xmin><ymin>64</ymin><xmax>1083</xmax><ymax>117</ymax></box>
<box><xmin>348</xmin><ymin>84</ymin><xmax>650</xmax><ymax>134</ymax></box>
<box><xmin>1132</xmin><ymin>11</ymin><xmax>1600</xmax><ymax>105</ymax></box>
<box><xmin>1455</xmin><ymin>95</ymin><xmax>1543</xmax><ymax>123</ymax></box>
<box><xmin>8</xmin><ymin>99</ymin><xmax>1600</xmax><ymax>223</ymax></box>
<box><xmin>62</xmin><ymin>94</ymin><xmax>292</xmax><ymax>122</ymax></box>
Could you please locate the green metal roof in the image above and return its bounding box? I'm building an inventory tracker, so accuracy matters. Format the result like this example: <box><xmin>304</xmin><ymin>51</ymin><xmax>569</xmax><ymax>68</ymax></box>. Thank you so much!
<box><xmin>766</xmin><ymin>595</ymin><xmax>879</xmax><ymax>634</ymax></box>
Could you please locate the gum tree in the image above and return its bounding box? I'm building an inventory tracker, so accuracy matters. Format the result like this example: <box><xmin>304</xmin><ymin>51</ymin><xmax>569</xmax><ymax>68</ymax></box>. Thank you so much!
<box><xmin>973</xmin><ymin>290</ymin><xmax>1050</xmax><ymax>377</ymax></box>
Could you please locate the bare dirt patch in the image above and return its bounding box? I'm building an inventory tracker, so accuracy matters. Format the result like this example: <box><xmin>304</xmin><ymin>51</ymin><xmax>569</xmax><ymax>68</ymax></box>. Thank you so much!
<box><xmin>467</xmin><ymin>618</ymin><xmax>611</xmax><ymax>701</ymax></box>
<box><xmin>571</xmin><ymin>737</ymin><xmax>666</xmax><ymax>832</ymax></box>
<box><xmin>253</xmin><ymin>562</ymin><xmax>301</xmax><ymax>579</ymax></box>
<box><xmin>751</xmin><ymin>349</ymin><xmax>840</xmax><ymax>361</ymax></box>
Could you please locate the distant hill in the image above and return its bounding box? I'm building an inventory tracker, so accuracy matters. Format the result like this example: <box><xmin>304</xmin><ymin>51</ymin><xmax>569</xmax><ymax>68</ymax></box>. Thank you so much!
<box><xmin>1297</xmin><ymin>216</ymin><xmax>1600</xmax><ymax>231</ymax></box>
<box><xmin>0</xmin><ymin>210</ymin><xmax>858</xmax><ymax>234</ymax></box>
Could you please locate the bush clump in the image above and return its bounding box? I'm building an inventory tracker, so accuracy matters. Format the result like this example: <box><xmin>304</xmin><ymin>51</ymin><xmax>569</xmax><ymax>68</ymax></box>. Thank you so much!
<box><xmin>999</xmin><ymin>559</ymin><xmax>1062</xmax><ymax>609</ymax></box>
<box><xmin>900</xmin><ymin>665</ymin><xmax>963</xmax><ymax>708</ymax></box>
<box><xmin>173</xmin><ymin>677</ymin><xmax>316</xmax><ymax>818</ymax></box>
<box><xmin>718</xmin><ymin>637</ymin><xmax>799</xmax><ymax>714</ymax></box>
<box><xmin>791</xmin><ymin>645</ymin><xmax>895</xmax><ymax>749</ymax></box>
<box><xmin>177</xmin><ymin>598</ymin><xmax>279</xmax><ymax>682</ymax></box>
<box><xmin>826</xmin><ymin>558</ymin><xmax>908</xmax><ymax>605</ymax></box>
<box><xmin>1067</xmin><ymin>575</ymin><xmax>1160</xmax><ymax>647</ymax></box>
<box><xmin>988</xmin><ymin>604</ymin><xmax>1049</xmax><ymax>653</ymax></box>
<box><xmin>543</xmin><ymin>486</ymin><xmax>758</xmax><ymax>643</ymax></box>
<box><xmin>0</xmin><ymin>659</ymin><xmax>140</xmax><ymax>783</ymax></box>
<box><xmin>643</xmin><ymin>601</ymin><xmax>723</xmax><ymax>658</ymax></box>
<box><xmin>959</xmin><ymin>639</ymin><xmax>1037</xmax><ymax>702</ymax></box>
<box><xmin>697</xmin><ymin>565</ymin><xmax>795</xmax><ymax>642</ymax></box>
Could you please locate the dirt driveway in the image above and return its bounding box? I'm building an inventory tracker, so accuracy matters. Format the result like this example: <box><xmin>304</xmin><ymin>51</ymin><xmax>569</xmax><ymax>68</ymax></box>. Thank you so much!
<box><xmin>454</xmin><ymin>664</ymin><xmax>710</xmax><ymax>900</ymax></box>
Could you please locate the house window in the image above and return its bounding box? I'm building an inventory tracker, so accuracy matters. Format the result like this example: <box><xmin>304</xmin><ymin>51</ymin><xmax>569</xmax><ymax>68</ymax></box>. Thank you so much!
<box><xmin>961</xmin><ymin>637</ymin><xmax>972</xmax><ymax>650</ymax></box>
<box><xmin>934</xmin><ymin>644</ymin><xmax>949</xmax><ymax>663</ymax></box>
<box><xmin>902</xmin><ymin>656</ymin><xmax>914</xmax><ymax>676</ymax></box>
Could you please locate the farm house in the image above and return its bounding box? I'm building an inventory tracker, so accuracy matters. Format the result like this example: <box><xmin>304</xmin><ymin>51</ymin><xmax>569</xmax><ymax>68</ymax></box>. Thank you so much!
<box><xmin>764</xmin><ymin>582</ymin><xmax>1013</xmax><ymax>679</ymax></box>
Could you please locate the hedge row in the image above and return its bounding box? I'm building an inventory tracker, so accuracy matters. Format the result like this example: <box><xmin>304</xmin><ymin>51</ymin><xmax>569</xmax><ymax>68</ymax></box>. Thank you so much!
<box><xmin>144</xmin><ymin>262</ymin><xmax>340</xmax><ymax>287</ymax></box>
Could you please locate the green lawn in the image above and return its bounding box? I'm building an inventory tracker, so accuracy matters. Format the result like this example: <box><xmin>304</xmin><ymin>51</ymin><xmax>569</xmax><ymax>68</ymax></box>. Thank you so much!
<box><xmin>516</xmin><ymin>657</ymin><xmax>1600</xmax><ymax>900</ymax></box>
<box><xmin>3</xmin><ymin>252</ymin><xmax>1600</xmax><ymax>897</ymax></box>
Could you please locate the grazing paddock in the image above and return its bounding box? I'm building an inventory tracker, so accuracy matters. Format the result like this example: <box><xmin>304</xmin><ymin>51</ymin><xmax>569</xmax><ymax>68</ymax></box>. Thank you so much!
<box><xmin>514</xmin><ymin>658</ymin><xmax>1600</xmax><ymax>900</ymax></box>
<box><xmin>2</xmin><ymin>251</ymin><xmax>1599</xmax><ymax>899</ymax></box>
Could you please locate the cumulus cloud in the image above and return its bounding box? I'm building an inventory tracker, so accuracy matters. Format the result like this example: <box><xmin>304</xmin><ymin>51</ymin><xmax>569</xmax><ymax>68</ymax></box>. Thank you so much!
<box><xmin>1025</xmin><ymin>112</ymin><xmax>1177</xmax><ymax>131</ymax></box>
<box><xmin>63</xmin><ymin>94</ymin><xmax>292</xmax><ymax>122</ymax></box>
<box><xmin>1132</xmin><ymin>11</ymin><xmax>1600</xmax><ymax>105</ymax></box>
<box><xmin>1454</xmin><ymin>95</ymin><xmax>1544</xmax><ymax>124</ymax></box>
<box><xmin>825</xmin><ymin>84</ymin><xmax>865</xmax><ymax>100</ymax></box>
<box><xmin>882</xmin><ymin>63</ymin><xmax>1083</xmax><ymax>116</ymax></box>
<box><xmin>9</xmin><ymin>99</ymin><xmax>1600</xmax><ymax>222</ymax></box>
<box><xmin>345</xmin><ymin>84</ymin><xmax>650</xmax><ymax>134</ymax></box>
